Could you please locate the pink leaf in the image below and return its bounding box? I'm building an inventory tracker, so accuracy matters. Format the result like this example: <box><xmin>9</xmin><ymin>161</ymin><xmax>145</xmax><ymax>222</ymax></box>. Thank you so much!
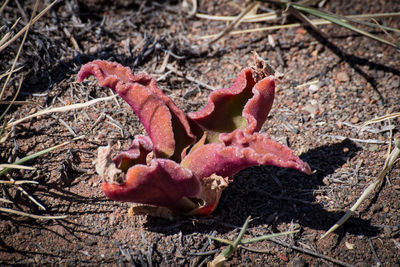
<box><xmin>181</xmin><ymin>130</ymin><xmax>311</xmax><ymax>179</ymax></box>
<box><xmin>78</xmin><ymin>60</ymin><xmax>196</xmax><ymax>159</ymax></box>
<box><xmin>102</xmin><ymin>158</ymin><xmax>201</xmax><ymax>212</ymax></box>
<box><xmin>188</xmin><ymin>68</ymin><xmax>275</xmax><ymax>142</ymax></box>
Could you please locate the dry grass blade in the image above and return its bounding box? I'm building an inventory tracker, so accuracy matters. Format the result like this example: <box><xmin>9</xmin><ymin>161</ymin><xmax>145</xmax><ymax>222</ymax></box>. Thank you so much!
<box><xmin>333</xmin><ymin>13</ymin><xmax>400</xmax><ymax>34</ymax></box>
<box><xmin>206</xmin><ymin>2</ymin><xmax>259</xmax><ymax>47</ymax></box>
<box><xmin>260</xmin><ymin>0</ymin><xmax>400</xmax><ymax>49</ymax></box>
<box><xmin>321</xmin><ymin>116</ymin><xmax>400</xmax><ymax>239</ymax></box>
<box><xmin>0</xmin><ymin>180</ymin><xmax>38</xmax><ymax>185</ymax></box>
<box><xmin>197</xmin><ymin>12</ymin><xmax>400</xmax><ymax>23</ymax></box>
<box><xmin>292</xmin><ymin>3</ymin><xmax>399</xmax><ymax>49</ymax></box>
<box><xmin>0</xmin><ymin>75</ymin><xmax>23</xmax><ymax>123</ymax></box>
<box><xmin>0</xmin><ymin>164</ymin><xmax>35</xmax><ymax>171</ymax></box>
<box><xmin>0</xmin><ymin>197</ymin><xmax>13</xmax><ymax>204</ymax></box>
<box><xmin>5</xmin><ymin>95</ymin><xmax>116</xmax><ymax>130</ymax></box>
<box><xmin>196</xmin><ymin>12</ymin><xmax>277</xmax><ymax>22</ymax></box>
<box><xmin>0</xmin><ymin>0</ymin><xmax>39</xmax><ymax>101</ymax></box>
<box><xmin>240</xmin><ymin>230</ymin><xmax>299</xmax><ymax>244</ymax></box>
<box><xmin>0</xmin><ymin>207</ymin><xmax>67</xmax><ymax>220</ymax></box>
<box><xmin>0</xmin><ymin>0</ymin><xmax>10</xmax><ymax>14</ymax></box>
<box><xmin>0</xmin><ymin>0</ymin><xmax>58</xmax><ymax>53</ymax></box>
<box><xmin>360</xmin><ymin>112</ymin><xmax>400</xmax><ymax>128</ymax></box>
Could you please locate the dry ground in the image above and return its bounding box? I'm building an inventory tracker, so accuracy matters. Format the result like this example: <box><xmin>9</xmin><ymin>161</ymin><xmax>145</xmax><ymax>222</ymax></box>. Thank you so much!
<box><xmin>1</xmin><ymin>0</ymin><xmax>399</xmax><ymax>266</ymax></box>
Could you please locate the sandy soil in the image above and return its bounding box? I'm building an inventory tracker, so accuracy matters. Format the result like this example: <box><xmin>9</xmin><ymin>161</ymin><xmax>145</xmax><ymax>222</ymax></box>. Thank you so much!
<box><xmin>1</xmin><ymin>0</ymin><xmax>399</xmax><ymax>266</ymax></box>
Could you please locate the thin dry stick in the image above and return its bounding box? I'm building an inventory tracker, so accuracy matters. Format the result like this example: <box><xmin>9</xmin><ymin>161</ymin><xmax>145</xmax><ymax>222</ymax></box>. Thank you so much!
<box><xmin>0</xmin><ymin>198</ymin><xmax>13</xmax><ymax>204</ymax></box>
<box><xmin>0</xmin><ymin>67</ymin><xmax>24</xmax><ymax>80</ymax></box>
<box><xmin>8</xmin><ymin>177</ymin><xmax>46</xmax><ymax>210</ymax></box>
<box><xmin>371</xmin><ymin>18</ymin><xmax>399</xmax><ymax>44</ymax></box>
<box><xmin>0</xmin><ymin>0</ymin><xmax>10</xmax><ymax>14</ymax></box>
<box><xmin>0</xmin><ymin>0</ymin><xmax>58</xmax><ymax>53</ymax></box>
<box><xmin>166</xmin><ymin>65</ymin><xmax>216</xmax><ymax>91</ymax></box>
<box><xmin>0</xmin><ymin>207</ymin><xmax>67</xmax><ymax>220</ymax></box>
<box><xmin>63</xmin><ymin>27</ymin><xmax>82</xmax><ymax>53</ymax></box>
<box><xmin>0</xmin><ymin>0</ymin><xmax>39</xmax><ymax>101</ymax></box>
<box><xmin>288</xmin><ymin>6</ymin><xmax>322</xmax><ymax>34</ymax></box>
<box><xmin>5</xmin><ymin>95</ymin><xmax>116</xmax><ymax>129</ymax></box>
<box><xmin>206</xmin><ymin>2</ymin><xmax>259</xmax><ymax>47</ymax></box>
<box><xmin>368</xmin><ymin>238</ymin><xmax>383</xmax><ymax>266</ymax></box>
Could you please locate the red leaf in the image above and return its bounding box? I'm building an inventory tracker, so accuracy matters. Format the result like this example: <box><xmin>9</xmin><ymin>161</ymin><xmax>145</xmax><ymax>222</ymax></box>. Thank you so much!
<box><xmin>78</xmin><ymin>60</ymin><xmax>196</xmax><ymax>159</ymax></box>
<box><xmin>182</xmin><ymin>130</ymin><xmax>311</xmax><ymax>179</ymax></box>
<box><xmin>102</xmin><ymin>158</ymin><xmax>201</xmax><ymax>212</ymax></box>
<box><xmin>188</xmin><ymin>68</ymin><xmax>275</xmax><ymax>142</ymax></box>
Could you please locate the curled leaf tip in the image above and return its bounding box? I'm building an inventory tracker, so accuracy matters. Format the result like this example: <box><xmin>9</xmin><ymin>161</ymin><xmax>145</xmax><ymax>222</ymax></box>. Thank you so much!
<box><xmin>78</xmin><ymin>60</ymin><xmax>196</xmax><ymax>160</ymax></box>
<box><xmin>188</xmin><ymin>67</ymin><xmax>275</xmax><ymax>142</ymax></box>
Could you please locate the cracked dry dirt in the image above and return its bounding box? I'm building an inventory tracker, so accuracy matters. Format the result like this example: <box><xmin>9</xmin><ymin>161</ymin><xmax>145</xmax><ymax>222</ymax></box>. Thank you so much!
<box><xmin>1</xmin><ymin>0</ymin><xmax>399</xmax><ymax>266</ymax></box>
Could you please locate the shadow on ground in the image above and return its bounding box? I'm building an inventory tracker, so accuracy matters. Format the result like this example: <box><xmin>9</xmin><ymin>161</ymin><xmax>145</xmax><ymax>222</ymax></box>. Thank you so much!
<box><xmin>143</xmin><ymin>139</ymin><xmax>379</xmax><ymax>239</ymax></box>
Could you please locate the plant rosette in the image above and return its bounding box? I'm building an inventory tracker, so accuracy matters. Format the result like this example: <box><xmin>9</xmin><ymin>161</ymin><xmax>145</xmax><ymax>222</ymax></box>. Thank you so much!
<box><xmin>77</xmin><ymin>54</ymin><xmax>311</xmax><ymax>217</ymax></box>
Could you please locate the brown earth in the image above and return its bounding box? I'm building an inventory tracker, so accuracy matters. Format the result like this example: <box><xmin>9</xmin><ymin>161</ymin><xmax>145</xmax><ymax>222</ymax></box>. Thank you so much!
<box><xmin>1</xmin><ymin>0</ymin><xmax>399</xmax><ymax>266</ymax></box>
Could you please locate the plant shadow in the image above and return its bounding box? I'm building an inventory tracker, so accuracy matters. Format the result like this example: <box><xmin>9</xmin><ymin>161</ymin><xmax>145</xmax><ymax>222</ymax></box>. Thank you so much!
<box><xmin>144</xmin><ymin>139</ymin><xmax>379</xmax><ymax>238</ymax></box>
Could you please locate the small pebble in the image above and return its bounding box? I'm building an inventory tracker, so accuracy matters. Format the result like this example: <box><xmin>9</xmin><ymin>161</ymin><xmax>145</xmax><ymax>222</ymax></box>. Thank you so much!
<box><xmin>350</xmin><ymin>116</ymin><xmax>360</xmax><ymax>124</ymax></box>
<box><xmin>369</xmin><ymin>144</ymin><xmax>379</xmax><ymax>152</ymax></box>
<box><xmin>309</xmin><ymin>83</ymin><xmax>320</xmax><ymax>92</ymax></box>
<box><xmin>383</xmin><ymin>225</ymin><xmax>392</xmax><ymax>237</ymax></box>
<box><xmin>303</xmin><ymin>104</ymin><xmax>318</xmax><ymax>116</ymax></box>
<box><xmin>345</xmin><ymin>241</ymin><xmax>355</xmax><ymax>250</ymax></box>
<box><xmin>392</xmin><ymin>78</ymin><xmax>399</xmax><ymax>88</ymax></box>
<box><xmin>337</xmin><ymin>72</ymin><xmax>350</xmax><ymax>82</ymax></box>
<box><xmin>384</xmin><ymin>207</ymin><xmax>389</xmax><ymax>213</ymax></box>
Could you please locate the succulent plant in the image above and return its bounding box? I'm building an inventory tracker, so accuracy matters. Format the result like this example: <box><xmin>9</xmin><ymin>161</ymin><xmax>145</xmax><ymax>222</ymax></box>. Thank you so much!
<box><xmin>77</xmin><ymin>57</ymin><xmax>311</xmax><ymax>217</ymax></box>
